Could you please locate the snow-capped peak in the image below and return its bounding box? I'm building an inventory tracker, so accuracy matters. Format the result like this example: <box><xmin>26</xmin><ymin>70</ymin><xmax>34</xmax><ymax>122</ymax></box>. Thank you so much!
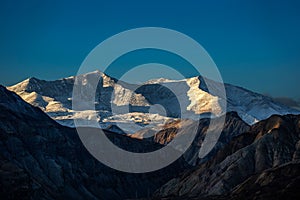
<box><xmin>7</xmin><ymin>71</ymin><xmax>300</xmax><ymax>132</ymax></box>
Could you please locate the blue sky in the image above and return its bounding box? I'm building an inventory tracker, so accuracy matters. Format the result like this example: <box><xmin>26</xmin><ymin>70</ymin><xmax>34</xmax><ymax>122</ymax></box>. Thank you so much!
<box><xmin>0</xmin><ymin>0</ymin><xmax>300</xmax><ymax>99</ymax></box>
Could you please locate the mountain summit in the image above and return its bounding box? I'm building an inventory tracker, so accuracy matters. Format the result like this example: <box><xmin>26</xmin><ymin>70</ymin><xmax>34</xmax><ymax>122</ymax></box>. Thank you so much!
<box><xmin>7</xmin><ymin>71</ymin><xmax>299</xmax><ymax>132</ymax></box>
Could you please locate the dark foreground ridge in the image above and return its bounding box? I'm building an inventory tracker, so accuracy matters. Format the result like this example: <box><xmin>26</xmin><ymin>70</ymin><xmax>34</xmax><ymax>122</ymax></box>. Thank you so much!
<box><xmin>0</xmin><ymin>85</ymin><xmax>187</xmax><ymax>199</ymax></box>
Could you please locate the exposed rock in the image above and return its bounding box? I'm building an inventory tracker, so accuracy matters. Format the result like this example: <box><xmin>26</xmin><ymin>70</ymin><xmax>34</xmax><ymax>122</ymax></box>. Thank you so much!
<box><xmin>229</xmin><ymin>161</ymin><xmax>300</xmax><ymax>200</ymax></box>
<box><xmin>154</xmin><ymin>114</ymin><xmax>300</xmax><ymax>199</ymax></box>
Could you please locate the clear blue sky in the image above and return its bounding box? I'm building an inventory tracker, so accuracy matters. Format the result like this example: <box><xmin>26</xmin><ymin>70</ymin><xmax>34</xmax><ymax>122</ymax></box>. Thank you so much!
<box><xmin>0</xmin><ymin>0</ymin><xmax>300</xmax><ymax>99</ymax></box>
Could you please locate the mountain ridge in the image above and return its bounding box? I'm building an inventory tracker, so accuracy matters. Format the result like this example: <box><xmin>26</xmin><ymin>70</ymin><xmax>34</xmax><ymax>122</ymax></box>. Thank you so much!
<box><xmin>7</xmin><ymin>71</ymin><xmax>300</xmax><ymax>133</ymax></box>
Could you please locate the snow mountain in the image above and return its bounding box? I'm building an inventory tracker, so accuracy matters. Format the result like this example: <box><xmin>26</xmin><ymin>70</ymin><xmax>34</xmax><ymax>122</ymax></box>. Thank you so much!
<box><xmin>7</xmin><ymin>71</ymin><xmax>299</xmax><ymax>132</ymax></box>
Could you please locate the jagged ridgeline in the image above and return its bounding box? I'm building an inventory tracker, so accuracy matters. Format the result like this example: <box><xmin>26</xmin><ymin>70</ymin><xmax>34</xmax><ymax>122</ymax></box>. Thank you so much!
<box><xmin>7</xmin><ymin>71</ymin><xmax>299</xmax><ymax>134</ymax></box>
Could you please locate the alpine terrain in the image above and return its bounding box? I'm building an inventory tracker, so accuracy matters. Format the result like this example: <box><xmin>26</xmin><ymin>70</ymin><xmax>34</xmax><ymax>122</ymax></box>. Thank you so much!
<box><xmin>7</xmin><ymin>71</ymin><xmax>300</xmax><ymax>134</ymax></box>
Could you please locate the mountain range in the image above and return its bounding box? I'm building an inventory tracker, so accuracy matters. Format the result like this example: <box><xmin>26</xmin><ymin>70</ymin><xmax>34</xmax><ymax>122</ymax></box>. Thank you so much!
<box><xmin>7</xmin><ymin>71</ymin><xmax>300</xmax><ymax>133</ymax></box>
<box><xmin>1</xmin><ymin>71</ymin><xmax>300</xmax><ymax>199</ymax></box>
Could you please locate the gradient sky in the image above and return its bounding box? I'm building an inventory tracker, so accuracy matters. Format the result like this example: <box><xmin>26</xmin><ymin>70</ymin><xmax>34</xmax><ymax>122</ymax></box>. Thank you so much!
<box><xmin>0</xmin><ymin>0</ymin><xmax>300</xmax><ymax>99</ymax></box>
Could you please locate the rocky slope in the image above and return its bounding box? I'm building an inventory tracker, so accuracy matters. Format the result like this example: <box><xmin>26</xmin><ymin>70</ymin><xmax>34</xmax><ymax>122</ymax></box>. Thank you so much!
<box><xmin>148</xmin><ymin>161</ymin><xmax>300</xmax><ymax>200</ymax></box>
<box><xmin>154</xmin><ymin>114</ymin><xmax>300</xmax><ymax>199</ymax></box>
<box><xmin>131</xmin><ymin>112</ymin><xmax>250</xmax><ymax>166</ymax></box>
<box><xmin>7</xmin><ymin>71</ymin><xmax>299</xmax><ymax>132</ymax></box>
<box><xmin>227</xmin><ymin>160</ymin><xmax>300</xmax><ymax>200</ymax></box>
